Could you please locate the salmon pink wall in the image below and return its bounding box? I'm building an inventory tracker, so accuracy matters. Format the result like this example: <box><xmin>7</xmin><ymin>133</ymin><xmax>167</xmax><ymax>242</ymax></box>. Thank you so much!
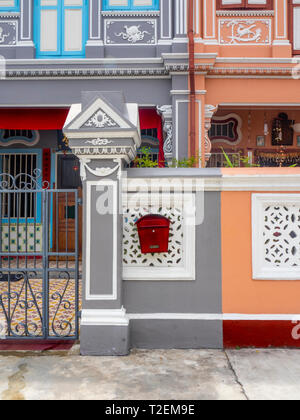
<box><xmin>204</xmin><ymin>78</ymin><xmax>300</xmax><ymax>105</ymax></box>
<box><xmin>196</xmin><ymin>0</ymin><xmax>291</xmax><ymax>58</ymax></box>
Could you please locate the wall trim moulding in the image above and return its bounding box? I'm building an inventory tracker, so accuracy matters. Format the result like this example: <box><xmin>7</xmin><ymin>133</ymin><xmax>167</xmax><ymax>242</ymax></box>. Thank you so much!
<box><xmin>208</xmin><ymin>175</ymin><xmax>300</xmax><ymax>192</ymax></box>
<box><xmin>252</xmin><ymin>194</ymin><xmax>300</xmax><ymax>281</ymax></box>
<box><xmin>0</xmin><ymin>12</ymin><xmax>20</xmax><ymax>19</ymax></box>
<box><xmin>81</xmin><ymin>308</ymin><xmax>129</xmax><ymax>327</ymax></box>
<box><xmin>85</xmin><ymin>180</ymin><xmax>118</xmax><ymax>301</ymax></box>
<box><xmin>209</xmin><ymin>67</ymin><xmax>296</xmax><ymax>76</ymax></box>
<box><xmin>216</xmin><ymin>10</ymin><xmax>274</xmax><ymax>17</ymax></box>
<box><xmin>4</xmin><ymin>67</ymin><xmax>170</xmax><ymax>80</ymax></box>
<box><xmin>101</xmin><ymin>11</ymin><xmax>160</xmax><ymax>17</ymax></box>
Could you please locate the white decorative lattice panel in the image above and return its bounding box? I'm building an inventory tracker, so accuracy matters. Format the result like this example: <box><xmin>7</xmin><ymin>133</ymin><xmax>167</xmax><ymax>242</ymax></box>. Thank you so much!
<box><xmin>252</xmin><ymin>194</ymin><xmax>300</xmax><ymax>280</ymax></box>
<box><xmin>123</xmin><ymin>206</ymin><xmax>183</xmax><ymax>268</ymax></box>
<box><xmin>122</xmin><ymin>193</ymin><xmax>195</xmax><ymax>281</ymax></box>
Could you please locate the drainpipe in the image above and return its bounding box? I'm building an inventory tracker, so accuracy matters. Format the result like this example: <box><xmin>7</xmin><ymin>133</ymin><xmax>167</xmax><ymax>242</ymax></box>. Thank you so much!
<box><xmin>188</xmin><ymin>0</ymin><xmax>196</xmax><ymax>164</ymax></box>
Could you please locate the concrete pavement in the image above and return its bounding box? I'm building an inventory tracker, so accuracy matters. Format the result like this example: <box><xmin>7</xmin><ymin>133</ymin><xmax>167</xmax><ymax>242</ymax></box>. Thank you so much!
<box><xmin>0</xmin><ymin>348</ymin><xmax>299</xmax><ymax>400</ymax></box>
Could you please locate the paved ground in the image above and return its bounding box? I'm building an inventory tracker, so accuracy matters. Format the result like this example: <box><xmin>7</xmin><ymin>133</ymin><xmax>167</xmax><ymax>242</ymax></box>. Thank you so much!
<box><xmin>0</xmin><ymin>348</ymin><xmax>299</xmax><ymax>400</ymax></box>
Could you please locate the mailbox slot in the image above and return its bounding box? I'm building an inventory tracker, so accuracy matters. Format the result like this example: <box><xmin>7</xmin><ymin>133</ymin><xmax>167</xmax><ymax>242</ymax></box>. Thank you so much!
<box><xmin>136</xmin><ymin>214</ymin><xmax>170</xmax><ymax>254</ymax></box>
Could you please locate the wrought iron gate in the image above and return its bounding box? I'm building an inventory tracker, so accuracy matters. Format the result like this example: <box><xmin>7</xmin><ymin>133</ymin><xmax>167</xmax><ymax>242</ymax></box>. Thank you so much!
<box><xmin>0</xmin><ymin>172</ymin><xmax>80</xmax><ymax>340</ymax></box>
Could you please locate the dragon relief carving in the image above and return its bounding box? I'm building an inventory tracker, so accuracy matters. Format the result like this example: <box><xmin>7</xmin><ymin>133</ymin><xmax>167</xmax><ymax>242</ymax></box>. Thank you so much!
<box><xmin>220</xmin><ymin>19</ymin><xmax>270</xmax><ymax>45</ymax></box>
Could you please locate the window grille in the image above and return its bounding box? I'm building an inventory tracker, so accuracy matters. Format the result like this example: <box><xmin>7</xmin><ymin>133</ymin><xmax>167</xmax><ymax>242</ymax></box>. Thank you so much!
<box><xmin>2</xmin><ymin>130</ymin><xmax>34</xmax><ymax>140</ymax></box>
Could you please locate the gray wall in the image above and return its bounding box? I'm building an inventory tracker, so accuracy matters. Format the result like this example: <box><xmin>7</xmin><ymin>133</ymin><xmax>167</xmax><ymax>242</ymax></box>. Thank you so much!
<box><xmin>124</xmin><ymin>192</ymin><xmax>222</xmax><ymax>314</ymax></box>
<box><xmin>122</xmin><ymin>169</ymin><xmax>223</xmax><ymax>349</ymax></box>
<box><xmin>0</xmin><ymin>79</ymin><xmax>172</xmax><ymax>107</ymax></box>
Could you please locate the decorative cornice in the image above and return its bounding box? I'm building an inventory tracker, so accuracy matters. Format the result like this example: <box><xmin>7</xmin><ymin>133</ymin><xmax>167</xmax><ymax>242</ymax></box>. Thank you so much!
<box><xmin>5</xmin><ymin>67</ymin><xmax>170</xmax><ymax>79</ymax></box>
<box><xmin>209</xmin><ymin>66</ymin><xmax>296</xmax><ymax>76</ymax></box>
<box><xmin>3</xmin><ymin>63</ymin><xmax>299</xmax><ymax>79</ymax></box>
<box><xmin>124</xmin><ymin>175</ymin><xmax>300</xmax><ymax>192</ymax></box>
<box><xmin>73</xmin><ymin>146</ymin><xmax>137</xmax><ymax>163</ymax></box>
<box><xmin>216</xmin><ymin>10</ymin><xmax>274</xmax><ymax>17</ymax></box>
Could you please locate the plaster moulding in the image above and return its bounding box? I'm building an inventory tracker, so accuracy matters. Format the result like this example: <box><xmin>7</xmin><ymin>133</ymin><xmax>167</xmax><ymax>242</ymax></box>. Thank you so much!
<box><xmin>81</xmin><ymin>308</ymin><xmax>129</xmax><ymax>327</ymax></box>
<box><xmin>101</xmin><ymin>11</ymin><xmax>160</xmax><ymax>17</ymax></box>
<box><xmin>0</xmin><ymin>13</ymin><xmax>20</xmax><ymax>19</ymax></box>
<box><xmin>216</xmin><ymin>10</ymin><xmax>274</xmax><ymax>17</ymax></box>
<box><xmin>79</xmin><ymin>157</ymin><xmax>121</xmax><ymax>181</ymax></box>
<box><xmin>210</xmin><ymin>113</ymin><xmax>242</xmax><ymax>146</ymax></box>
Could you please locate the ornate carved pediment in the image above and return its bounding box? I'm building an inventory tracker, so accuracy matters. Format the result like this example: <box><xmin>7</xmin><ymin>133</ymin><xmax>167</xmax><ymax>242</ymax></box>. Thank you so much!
<box><xmin>82</xmin><ymin>109</ymin><xmax>120</xmax><ymax>129</ymax></box>
<box><xmin>63</xmin><ymin>92</ymin><xmax>141</xmax><ymax>170</ymax></box>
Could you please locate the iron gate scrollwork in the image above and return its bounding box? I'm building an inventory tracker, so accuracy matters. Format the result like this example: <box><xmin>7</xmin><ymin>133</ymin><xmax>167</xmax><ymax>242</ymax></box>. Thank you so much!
<box><xmin>0</xmin><ymin>170</ymin><xmax>80</xmax><ymax>340</ymax></box>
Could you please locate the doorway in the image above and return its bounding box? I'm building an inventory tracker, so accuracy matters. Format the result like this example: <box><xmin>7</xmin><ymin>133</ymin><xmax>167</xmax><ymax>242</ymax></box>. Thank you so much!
<box><xmin>52</xmin><ymin>154</ymin><xmax>82</xmax><ymax>259</ymax></box>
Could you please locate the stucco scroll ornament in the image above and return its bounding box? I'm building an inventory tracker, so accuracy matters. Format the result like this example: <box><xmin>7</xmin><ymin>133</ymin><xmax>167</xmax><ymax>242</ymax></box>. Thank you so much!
<box><xmin>115</xmin><ymin>25</ymin><xmax>150</xmax><ymax>43</ymax></box>
<box><xmin>79</xmin><ymin>157</ymin><xmax>120</xmax><ymax>181</ymax></box>
<box><xmin>0</xmin><ymin>27</ymin><xmax>9</xmax><ymax>44</ymax></box>
<box><xmin>157</xmin><ymin>105</ymin><xmax>173</xmax><ymax>157</ymax></box>
<box><xmin>163</xmin><ymin>122</ymin><xmax>173</xmax><ymax>155</ymax></box>
<box><xmin>227</xmin><ymin>20</ymin><xmax>262</xmax><ymax>44</ymax></box>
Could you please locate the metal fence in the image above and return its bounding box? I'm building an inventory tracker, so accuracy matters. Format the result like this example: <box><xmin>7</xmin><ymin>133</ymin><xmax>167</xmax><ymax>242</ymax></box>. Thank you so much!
<box><xmin>207</xmin><ymin>152</ymin><xmax>241</xmax><ymax>168</ymax></box>
<box><xmin>0</xmin><ymin>171</ymin><xmax>80</xmax><ymax>340</ymax></box>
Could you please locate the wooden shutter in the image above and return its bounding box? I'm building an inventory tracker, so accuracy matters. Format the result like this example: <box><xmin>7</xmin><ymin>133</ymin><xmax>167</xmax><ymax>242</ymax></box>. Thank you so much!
<box><xmin>290</xmin><ymin>0</ymin><xmax>300</xmax><ymax>54</ymax></box>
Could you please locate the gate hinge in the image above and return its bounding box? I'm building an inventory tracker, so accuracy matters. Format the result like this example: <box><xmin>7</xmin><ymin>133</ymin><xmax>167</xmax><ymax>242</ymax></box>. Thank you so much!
<box><xmin>78</xmin><ymin>198</ymin><xmax>83</xmax><ymax>206</ymax></box>
<box><xmin>77</xmin><ymin>310</ymin><xmax>82</xmax><ymax>319</ymax></box>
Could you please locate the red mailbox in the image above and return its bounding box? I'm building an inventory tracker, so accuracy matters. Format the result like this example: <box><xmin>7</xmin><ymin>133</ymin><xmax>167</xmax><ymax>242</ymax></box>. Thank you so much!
<box><xmin>136</xmin><ymin>214</ymin><xmax>171</xmax><ymax>254</ymax></box>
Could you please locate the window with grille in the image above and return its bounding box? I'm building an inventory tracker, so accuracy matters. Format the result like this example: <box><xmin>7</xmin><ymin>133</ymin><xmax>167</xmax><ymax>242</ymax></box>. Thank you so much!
<box><xmin>0</xmin><ymin>129</ymin><xmax>39</xmax><ymax>147</ymax></box>
<box><xmin>0</xmin><ymin>154</ymin><xmax>38</xmax><ymax>219</ymax></box>
<box><xmin>2</xmin><ymin>130</ymin><xmax>34</xmax><ymax>140</ymax></box>
<box><xmin>141</xmin><ymin>128</ymin><xmax>158</xmax><ymax>138</ymax></box>
<box><xmin>208</xmin><ymin>115</ymin><xmax>242</xmax><ymax>146</ymax></box>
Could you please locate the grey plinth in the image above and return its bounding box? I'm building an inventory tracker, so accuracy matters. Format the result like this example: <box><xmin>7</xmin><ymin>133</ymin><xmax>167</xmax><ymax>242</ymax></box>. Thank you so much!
<box><xmin>63</xmin><ymin>91</ymin><xmax>140</xmax><ymax>356</ymax></box>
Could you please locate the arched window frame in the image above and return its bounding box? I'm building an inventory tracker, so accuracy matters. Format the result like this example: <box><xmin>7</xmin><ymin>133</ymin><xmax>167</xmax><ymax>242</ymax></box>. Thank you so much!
<box><xmin>209</xmin><ymin>114</ymin><xmax>242</xmax><ymax>146</ymax></box>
